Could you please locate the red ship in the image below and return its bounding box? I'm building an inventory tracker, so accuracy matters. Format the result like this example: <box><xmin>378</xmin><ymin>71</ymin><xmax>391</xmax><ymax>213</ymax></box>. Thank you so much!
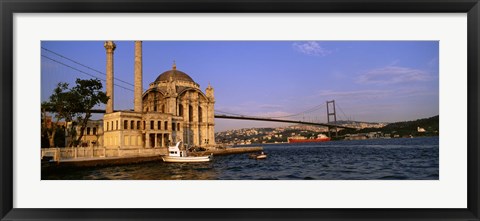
<box><xmin>288</xmin><ymin>134</ymin><xmax>331</xmax><ymax>143</ymax></box>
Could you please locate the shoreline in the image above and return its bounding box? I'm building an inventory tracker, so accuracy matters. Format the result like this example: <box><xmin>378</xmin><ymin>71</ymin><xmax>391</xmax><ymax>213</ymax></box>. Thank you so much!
<box><xmin>42</xmin><ymin>146</ymin><xmax>263</xmax><ymax>169</ymax></box>
<box><xmin>224</xmin><ymin>135</ymin><xmax>440</xmax><ymax>147</ymax></box>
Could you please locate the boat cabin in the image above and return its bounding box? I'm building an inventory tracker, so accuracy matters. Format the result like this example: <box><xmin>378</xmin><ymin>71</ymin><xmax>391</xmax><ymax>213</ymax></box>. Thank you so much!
<box><xmin>168</xmin><ymin>141</ymin><xmax>185</xmax><ymax>157</ymax></box>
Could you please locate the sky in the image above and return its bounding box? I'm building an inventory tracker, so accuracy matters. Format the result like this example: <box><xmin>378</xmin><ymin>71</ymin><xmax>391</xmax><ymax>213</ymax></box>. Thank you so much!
<box><xmin>41</xmin><ymin>41</ymin><xmax>439</xmax><ymax>132</ymax></box>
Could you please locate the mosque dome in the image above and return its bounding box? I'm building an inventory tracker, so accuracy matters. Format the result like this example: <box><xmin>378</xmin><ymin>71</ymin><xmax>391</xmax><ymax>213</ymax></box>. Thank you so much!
<box><xmin>154</xmin><ymin>62</ymin><xmax>195</xmax><ymax>83</ymax></box>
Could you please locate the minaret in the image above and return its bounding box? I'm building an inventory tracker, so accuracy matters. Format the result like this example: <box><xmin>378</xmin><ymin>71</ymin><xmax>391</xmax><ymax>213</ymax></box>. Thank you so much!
<box><xmin>104</xmin><ymin>41</ymin><xmax>116</xmax><ymax>114</ymax></box>
<box><xmin>206</xmin><ymin>83</ymin><xmax>216</xmax><ymax>146</ymax></box>
<box><xmin>134</xmin><ymin>41</ymin><xmax>143</xmax><ymax>112</ymax></box>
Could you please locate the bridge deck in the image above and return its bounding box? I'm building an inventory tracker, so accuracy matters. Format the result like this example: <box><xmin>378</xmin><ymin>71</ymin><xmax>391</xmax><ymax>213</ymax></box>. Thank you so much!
<box><xmin>67</xmin><ymin>109</ymin><xmax>355</xmax><ymax>129</ymax></box>
<box><xmin>214</xmin><ymin>115</ymin><xmax>354</xmax><ymax>129</ymax></box>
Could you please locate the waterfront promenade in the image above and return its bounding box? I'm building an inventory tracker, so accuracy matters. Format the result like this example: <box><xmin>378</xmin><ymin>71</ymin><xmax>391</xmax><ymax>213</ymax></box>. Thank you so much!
<box><xmin>41</xmin><ymin>146</ymin><xmax>263</xmax><ymax>167</ymax></box>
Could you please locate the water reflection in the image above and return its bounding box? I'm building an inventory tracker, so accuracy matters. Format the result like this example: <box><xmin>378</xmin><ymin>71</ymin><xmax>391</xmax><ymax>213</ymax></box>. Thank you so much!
<box><xmin>76</xmin><ymin>161</ymin><xmax>218</xmax><ymax>180</ymax></box>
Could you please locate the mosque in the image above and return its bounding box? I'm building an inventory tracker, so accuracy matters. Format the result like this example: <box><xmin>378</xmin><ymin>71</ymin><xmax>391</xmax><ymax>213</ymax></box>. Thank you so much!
<box><xmin>97</xmin><ymin>41</ymin><xmax>216</xmax><ymax>150</ymax></box>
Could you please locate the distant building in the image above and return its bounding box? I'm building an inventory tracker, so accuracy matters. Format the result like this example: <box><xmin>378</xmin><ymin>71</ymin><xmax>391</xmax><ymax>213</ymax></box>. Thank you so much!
<box><xmin>80</xmin><ymin>120</ymin><xmax>103</xmax><ymax>147</ymax></box>
<box><xmin>42</xmin><ymin>115</ymin><xmax>66</xmax><ymax>129</ymax></box>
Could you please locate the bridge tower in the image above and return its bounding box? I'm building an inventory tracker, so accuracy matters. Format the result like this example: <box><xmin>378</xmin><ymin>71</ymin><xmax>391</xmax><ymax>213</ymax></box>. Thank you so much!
<box><xmin>326</xmin><ymin>100</ymin><xmax>338</xmax><ymax>138</ymax></box>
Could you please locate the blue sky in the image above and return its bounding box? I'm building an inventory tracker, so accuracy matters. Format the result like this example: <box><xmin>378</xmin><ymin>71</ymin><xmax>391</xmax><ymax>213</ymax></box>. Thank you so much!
<box><xmin>41</xmin><ymin>41</ymin><xmax>439</xmax><ymax>132</ymax></box>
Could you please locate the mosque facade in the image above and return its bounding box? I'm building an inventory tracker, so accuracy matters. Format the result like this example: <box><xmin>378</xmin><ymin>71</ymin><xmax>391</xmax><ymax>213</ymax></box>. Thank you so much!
<box><xmin>101</xmin><ymin>41</ymin><xmax>216</xmax><ymax>150</ymax></box>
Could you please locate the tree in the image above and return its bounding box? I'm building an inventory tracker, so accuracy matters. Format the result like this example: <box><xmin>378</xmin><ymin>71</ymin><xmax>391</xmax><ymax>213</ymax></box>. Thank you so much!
<box><xmin>69</xmin><ymin>79</ymin><xmax>108</xmax><ymax>146</ymax></box>
<box><xmin>41</xmin><ymin>82</ymin><xmax>74</xmax><ymax>147</ymax></box>
<box><xmin>54</xmin><ymin>126</ymin><xmax>66</xmax><ymax>147</ymax></box>
<box><xmin>42</xmin><ymin>78</ymin><xmax>108</xmax><ymax>147</ymax></box>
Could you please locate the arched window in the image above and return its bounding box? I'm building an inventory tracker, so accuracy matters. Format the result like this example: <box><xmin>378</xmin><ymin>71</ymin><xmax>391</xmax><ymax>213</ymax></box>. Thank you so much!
<box><xmin>179</xmin><ymin>104</ymin><xmax>184</xmax><ymax>116</ymax></box>
<box><xmin>189</xmin><ymin>105</ymin><xmax>193</xmax><ymax>122</ymax></box>
<box><xmin>93</xmin><ymin>127</ymin><xmax>97</xmax><ymax>135</ymax></box>
<box><xmin>198</xmin><ymin>106</ymin><xmax>203</xmax><ymax>122</ymax></box>
<box><xmin>153</xmin><ymin>92</ymin><xmax>158</xmax><ymax>112</ymax></box>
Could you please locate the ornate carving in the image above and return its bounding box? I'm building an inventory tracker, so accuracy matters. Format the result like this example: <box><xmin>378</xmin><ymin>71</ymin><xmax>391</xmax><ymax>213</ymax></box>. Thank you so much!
<box><xmin>104</xmin><ymin>41</ymin><xmax>116</xmax><ymax>52</ymax></box>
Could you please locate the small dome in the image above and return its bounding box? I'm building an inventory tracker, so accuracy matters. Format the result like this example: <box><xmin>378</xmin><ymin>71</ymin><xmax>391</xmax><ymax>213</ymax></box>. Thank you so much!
<box><xmin>154</xmin><ymin>69</ymin><xmax>194</xmax><ymax>83</ymax></box>
<box><xmin>154</xmin><ymin>62</ymin><xmax>195</xmax><ymax>83</ymax></box>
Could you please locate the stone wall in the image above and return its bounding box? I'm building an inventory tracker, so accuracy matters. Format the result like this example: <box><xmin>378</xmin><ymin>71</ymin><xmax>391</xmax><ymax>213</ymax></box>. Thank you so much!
<box><xmin>41</xmin><ymin>147</ymin><xmax>167</xmax><ymax>161</ymax></box>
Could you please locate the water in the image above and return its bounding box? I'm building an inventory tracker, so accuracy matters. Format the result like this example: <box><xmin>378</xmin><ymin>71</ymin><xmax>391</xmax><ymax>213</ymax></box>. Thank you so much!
<box><xmin>42</xmin><ymin>137</ymin><xmax>439</xmax><ymax>180</ymax></box>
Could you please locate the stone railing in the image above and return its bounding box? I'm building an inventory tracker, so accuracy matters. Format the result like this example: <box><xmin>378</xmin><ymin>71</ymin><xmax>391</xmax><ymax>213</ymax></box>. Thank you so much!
<box><xmin>41</xmin><ymin>147</ymin><xmax>107</xmax><ymax>161</ymax></box>
<box><xmin>41</xmin><ymin>147</ymin><xmax>166</xmax><ymax>161</ymax></box>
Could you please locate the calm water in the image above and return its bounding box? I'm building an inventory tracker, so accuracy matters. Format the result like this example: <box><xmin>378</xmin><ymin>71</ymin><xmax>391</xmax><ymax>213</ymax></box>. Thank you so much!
<box><xmin>42</xmin><ymin>137</ymin><xmax>439</xmax><ymax>180</ymax></box>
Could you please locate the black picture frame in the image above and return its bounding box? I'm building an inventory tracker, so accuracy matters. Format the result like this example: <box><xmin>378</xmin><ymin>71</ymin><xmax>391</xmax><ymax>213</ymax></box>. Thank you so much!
<box><xmin>1</xmin><ymin>0</ymin><xmax>479</xmax><ymax>220</ymax></box>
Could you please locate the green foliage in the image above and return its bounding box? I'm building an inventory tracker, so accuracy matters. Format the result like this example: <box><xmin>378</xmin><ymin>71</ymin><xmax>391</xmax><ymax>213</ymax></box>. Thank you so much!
<box><xmin>382</xmin><ymin>115</ymin><xmax>439</xmax><ymax>136</ymax></box>
<box><xmin>338</xmin><ymin>115</ymin><xmax>439</xmax><ymax>137</ymax></box>
<box><xmin>41</xmin><ymin>78</ymin><xmax>109</xmax><ymax>147</ymax></box>
<box><xmin>383</xmin><ymin>115</ymin><xmax>439</xmax><ymax>131</ymax></box>
<box><xmin>41</xmin><ymin>129</ymin><xmax>50</xmax><ymax>148</ymax></box>
<box><xmin>41</xmin><ymin>82</ymin><xmax>74</xmax><ymax>147</ymax></box>
<box><xmin>70</xmin><ymin>78</ymin><xmax>109</xmax><ymax>113</ymax></box>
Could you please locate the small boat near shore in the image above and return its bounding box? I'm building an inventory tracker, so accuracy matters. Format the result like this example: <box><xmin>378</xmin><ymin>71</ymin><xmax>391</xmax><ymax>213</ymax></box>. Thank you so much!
<box><xmin>249</xmin><ymin>152</ymin><xmax>267</xmax><ymax>160</ymax></box>
<box><xmin>162</xmin><ymin>141</ymin><xmax>213</xmax><ymax>163</ymax></box>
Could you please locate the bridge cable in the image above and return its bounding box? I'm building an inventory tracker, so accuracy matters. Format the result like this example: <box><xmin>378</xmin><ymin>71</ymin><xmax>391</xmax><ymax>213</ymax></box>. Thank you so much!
<box><xmin>41</xmin><ymin>47</ymin><xmax>135</xmax><ymax>87</ymax></box>
<box><xmin>335</xmin><ymin>103</ymin><xmax>350</xmax><ymax>122</ymax></box>
<box><xmin>42</xmin><ymin>55</ymin><xmax>134</xmax><ymax>92</ymax></box>
<box><xmin>215</xmin><ymin>110</ymin><xmax>244</xmax><ymax>116</ymax></box>
<box><xmin>216</xmin><ymin>103</ymin><xmax>325</xmax><ymax>120</ymax></box>
<box><xmin>264</xmin><ymin>104</ymin><xmax>325</xmax><ymax>119</ymax></box>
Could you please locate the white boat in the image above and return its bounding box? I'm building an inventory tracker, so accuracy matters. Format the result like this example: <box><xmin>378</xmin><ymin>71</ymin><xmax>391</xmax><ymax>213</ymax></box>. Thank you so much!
<box><xmin>249</xmin><ymin>152</ymin><xmax>267</xmax><ymax>160</ymax></box>
<box><xmin>162</xmin><ymin>141</ymin><xmax>212</xmax><ymax>163</ymax></box>
<box><xmin>256</xmin><ymin>154</ymin><xmax>267</xmax><ymax>159</ymax></box>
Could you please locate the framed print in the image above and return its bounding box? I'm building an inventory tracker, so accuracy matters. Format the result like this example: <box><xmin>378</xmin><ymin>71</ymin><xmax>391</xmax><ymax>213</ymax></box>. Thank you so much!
<box><xmin>1</xmin><ymin>0</ymin><xmax>479</xmax><ymax>220</ymax></box>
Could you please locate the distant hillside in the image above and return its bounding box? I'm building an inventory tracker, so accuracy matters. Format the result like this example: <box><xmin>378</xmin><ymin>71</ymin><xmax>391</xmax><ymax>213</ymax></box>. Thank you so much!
<box><xmin>340</xmin><ymin>115</ymin><xmax>439</xmax><ymax>137</ymax></box>
<box><xmin>337</xmin><ymin>120</ymin><xmax>387</xmax><ymax>125</ymax></box>
<box><xmin>382</xmin><ymin>115</ymin><xmax>439</xmax><ymax>135</ymax></box>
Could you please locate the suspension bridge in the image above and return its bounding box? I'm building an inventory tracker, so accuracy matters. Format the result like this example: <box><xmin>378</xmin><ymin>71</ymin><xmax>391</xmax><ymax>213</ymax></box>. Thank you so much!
<box><xmin>88</xmin><ymin>100</ymin><xmax>355</xmax><ymax>130</ymax></box>
<box><xmin>214</xmin><ymin>114</ymin><xmax>352</xmax><ymax>129</ymax></box>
